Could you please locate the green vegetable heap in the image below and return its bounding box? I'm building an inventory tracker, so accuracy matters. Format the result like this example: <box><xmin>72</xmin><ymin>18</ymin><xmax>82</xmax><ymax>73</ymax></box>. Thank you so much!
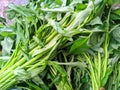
<box><xmin>0</xmin><ymin>0</ymin><xmax>120</xmax><ymax>90</ymax></box>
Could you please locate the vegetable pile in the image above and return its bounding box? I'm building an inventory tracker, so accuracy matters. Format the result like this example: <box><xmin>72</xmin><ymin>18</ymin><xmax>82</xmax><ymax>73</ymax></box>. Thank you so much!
<box><xmin>0</xmin><ymin>0</ymin><xmax>120</xmax><ymax>90</ymax></box>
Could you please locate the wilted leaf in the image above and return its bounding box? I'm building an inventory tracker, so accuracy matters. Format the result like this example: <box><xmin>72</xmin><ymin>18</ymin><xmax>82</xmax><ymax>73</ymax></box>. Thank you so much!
<box><xmin>1</xmin><ymin>37</ymin><xmax>14</xmax><ymax>56</ymax></box>
<box><xmin>14</xmin><ymin>67</ymin><xmax>30</xmax><ymax>81</ymax></box>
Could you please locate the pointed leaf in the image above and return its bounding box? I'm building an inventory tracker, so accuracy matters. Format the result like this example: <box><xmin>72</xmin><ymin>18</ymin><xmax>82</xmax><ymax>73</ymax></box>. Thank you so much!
<box><xmin>69</xmin><ymin>36</ymin><xmax>89</xmax><ymax>54</ymax></box>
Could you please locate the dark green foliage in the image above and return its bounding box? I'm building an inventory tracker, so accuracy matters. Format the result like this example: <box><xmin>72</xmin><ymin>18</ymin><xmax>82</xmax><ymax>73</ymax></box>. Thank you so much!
<box><xmin>1</xmin><ymin>0</ymin><xmax>120</xmax><ymax>90</ymax></box>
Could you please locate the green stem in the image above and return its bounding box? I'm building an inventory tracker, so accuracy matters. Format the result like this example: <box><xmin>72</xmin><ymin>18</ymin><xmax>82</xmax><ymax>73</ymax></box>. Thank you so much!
<box><xmin>103</xmin><ymin>32</ymin><xmax>108</xmax><ymax>78</ymax></box>
<box><xmin>84</xmin><ymin>53</ymin><xmax>98</xmax><ymax>90</ymax></box>
<box><xmin>45</xmin><ymin>31</ymin><xmax>58</xmax><ymax>44</ymax></box>
<box><xmin>21</xmin><ymin>51</ymin><xmax>48</xmax><ymax>68</ymax></box>
<box><xmin>0</xmin><ymin>74</ymin><xmax>15</xmax><ymax>86</ymax></box>
<box><xmin>1</xmin><ymin>45</ymin><xmax>20</xmax><ymax>69</ymax></box>
<box><xmin>1</xmin><ymin>51</ymin><xmax>22</xmax><ymax>72</ymax></box>
<box><xmin>27</xmin><ymin>56</ymin><xmax>48</xmax><ymax>71</ymax></box>
<box><xmin>0</xmin><ymin>79</ymin><xmax>16</xmax><ymax>90</ymax></box>
<box><xmin>0</xmin><ymin>58</ymin><xmax>26</xmax><ymax>79</ymax></box>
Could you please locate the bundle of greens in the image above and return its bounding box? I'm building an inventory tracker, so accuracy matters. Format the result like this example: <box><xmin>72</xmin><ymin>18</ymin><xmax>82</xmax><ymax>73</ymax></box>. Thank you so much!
<box><xmin>0</xmin><ymin>0</ymin><xmax>120</xmax><ymax>90</ymax></box>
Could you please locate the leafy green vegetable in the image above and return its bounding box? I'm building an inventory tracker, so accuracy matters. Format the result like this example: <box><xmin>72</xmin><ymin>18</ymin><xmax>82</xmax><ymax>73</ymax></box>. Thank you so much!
<box><xmin>1</xmin><ymin>0</ymin><xmax>120</xmax><ymax>90</ymax></box>
<box><xmin>69</xmin><ymin>33</ymin><xmax>91</xmax><ymax>54</ymax></box>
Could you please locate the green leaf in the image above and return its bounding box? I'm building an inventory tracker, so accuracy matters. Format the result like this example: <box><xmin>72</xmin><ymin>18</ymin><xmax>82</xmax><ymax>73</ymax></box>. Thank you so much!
<box><xmin>89</xmin><ymin>17</ymin><xmax>103</xmax><ymax>25</ymax></box>
<box><xmin>29</xmin><ymin>67</ymin><xmax>46</xmax><ymax>78</ymax></box>
<box><xmin>8</xmin><ymin>4</ymin><xmax>34</xmax><ymax>17</ymax></box>
<box><xmin>113</xmin><ymin>9</ymin><xmax>120</xmax><ymax>15</ymax></box>
<box><xmin>112</xmin><ymin>0</ymin><xmax>120</xmax><ymax>4</ymax></box>
<box><xmin>55</xmin><ymin>0</ymin><xmax>62</xmax><ymax>5</ymax></box>
<box><xmin>7</xmin><ymin>10</ymin><xmax>16</xmax><ymax>20</ymax></box>
<box><xmin>75</xmin><ymin>3</ymin><xmax>87</xmax><ymax>11</ymax></box>
<box><xmin>107</xmin><ymin>0</ymin><xmax>113</xmax><ymax>5</ymax></box>
<box><xmin>69</xmin><ymin>36</ymin><xmax>89</xmax><ymax>54</ymax></box>
<box><xmin>110</xmin><ymin>13</ymin><xmax>120</xmax><ymax>20</ymax></box>
<box><xmin>112</xmin><ymin>26</ymin><xmax>120</xmax><ymax>42</ymax></box>
<box><xmin>67</xmin><ymin>5</ymin><xmax>92</xmax><ymax>30</ymax></box>
<box><xmin>16</xmin><ymin>23</ymin><xmax>28</xmax><ymax>45</ymax></box>
<box><xmin>0</xmin><ymin>27</ymin><xmax>15</xmax><ymax>36</ymax></box>
<box><xmin>32</xmin><ymin>76</ymin><xmax>49</xmax><ymax>90</ymax></box>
